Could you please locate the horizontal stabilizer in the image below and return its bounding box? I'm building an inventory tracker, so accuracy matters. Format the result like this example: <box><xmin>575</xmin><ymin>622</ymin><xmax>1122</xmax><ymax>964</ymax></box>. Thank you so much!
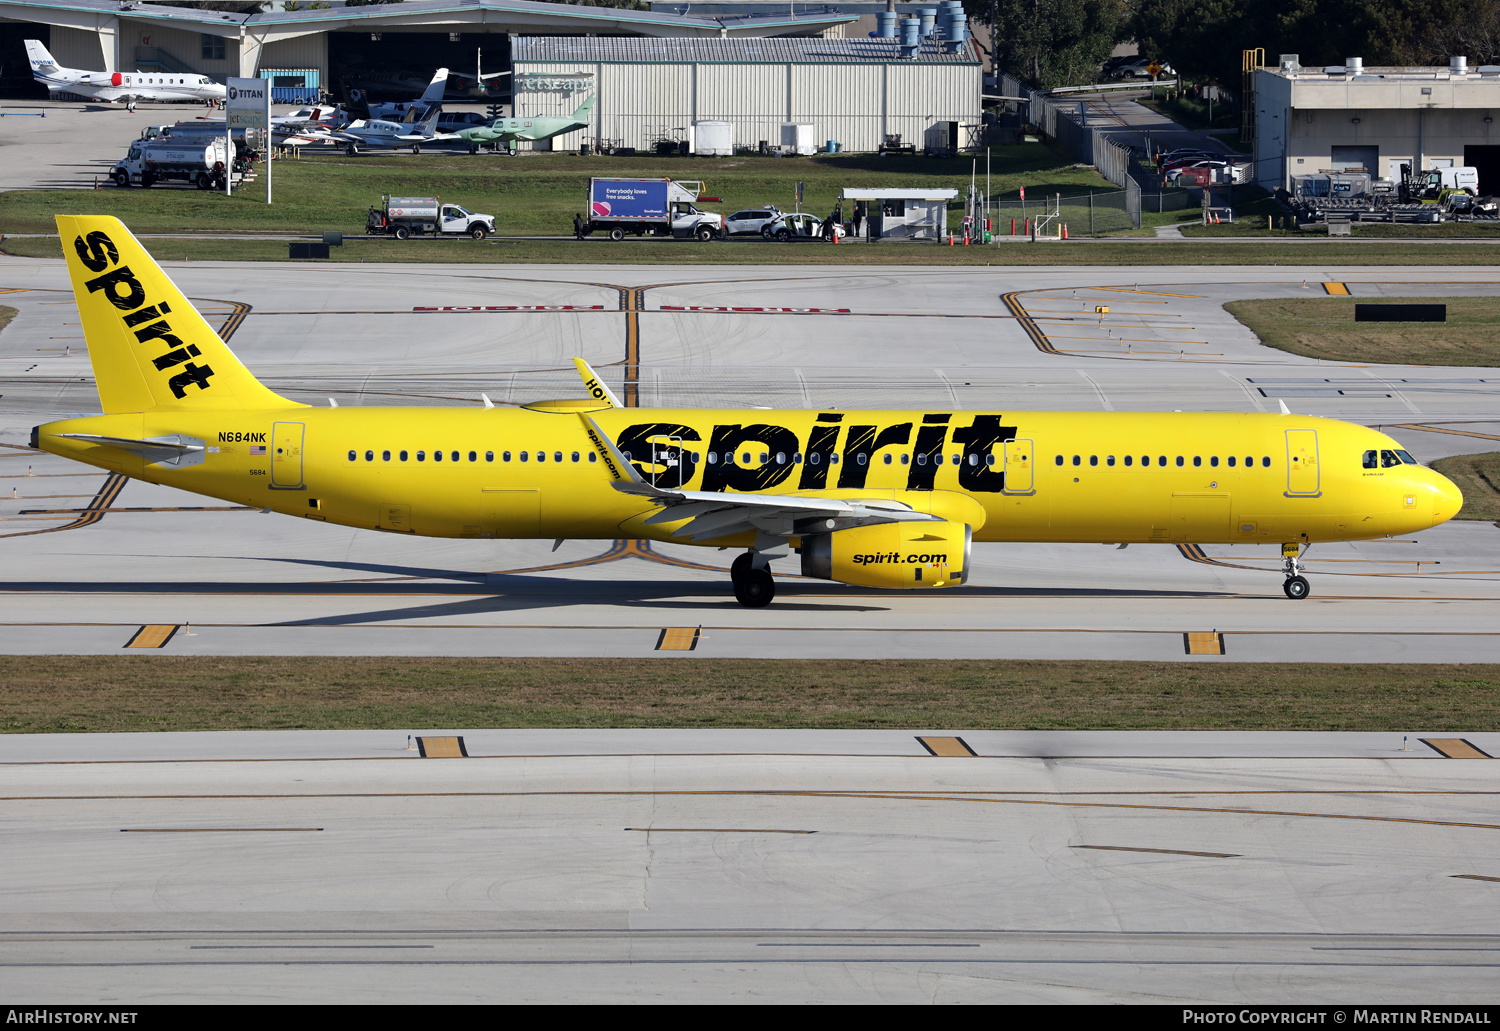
<box><xmin>58</xmin><ymin>432</ymin><xmax>205</xmax><ymax>467</ymax></box>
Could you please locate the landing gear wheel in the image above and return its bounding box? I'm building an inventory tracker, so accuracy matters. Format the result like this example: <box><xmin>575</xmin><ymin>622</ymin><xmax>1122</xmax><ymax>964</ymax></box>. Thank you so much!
<box><xmin>469</xmin><ymin>144</ymin><xmax>479</xmax><ymax>155</ymax></box>
<box><xmin>411</xmin><ymin>144</ymin><xmax>420</xmax><ymax>155</ymax></box>
<box><xmin>345</xmin><ymin>143</ymin><xmax>358</xmax><ymax>156</ymax></box>
<box><xmin>1283</xmin><ymin>575</ymin><xmax>1310</xmax><ymax>600</ymax></box>
<box><xmin>734</xmin><ymin>568</ymin><xmax>775</xmax><ymax>608</ymax></box>
<box><xmin>730</xmin><ymin>552</ymin><xmax>753</xmax><ymax>584</ymax></box>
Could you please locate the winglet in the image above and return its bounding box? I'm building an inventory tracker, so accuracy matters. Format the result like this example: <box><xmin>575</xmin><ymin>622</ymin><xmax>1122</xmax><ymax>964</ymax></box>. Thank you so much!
<box><xmin>578</xmin><ymin>413</ymin><xmax>644</xmax><ymax>484</ymax></box>
<box><xmin>573</xmin><ymin>358</ymin><xmax>622</xmax><ymax>408</ymax></box>
<box><xmin>1278</xmin><ymin>399</ymin><xmax>1291</xmax><ymax>415</ymax></box>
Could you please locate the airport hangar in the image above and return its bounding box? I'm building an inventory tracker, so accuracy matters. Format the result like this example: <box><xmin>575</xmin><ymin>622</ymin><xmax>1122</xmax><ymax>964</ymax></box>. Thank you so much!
<box><xmin>0</xmin><ymin>0</ymin><xmax>854</xmax><ymax>100</ymax></box>
<box><xmin>1252</xmin><ymin>52</ymin><xmax>1500</xmax><ymax>194</ymax></box>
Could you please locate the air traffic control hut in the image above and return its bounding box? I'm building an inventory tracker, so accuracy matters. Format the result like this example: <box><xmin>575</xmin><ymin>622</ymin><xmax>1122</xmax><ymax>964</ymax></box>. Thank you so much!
<box><xmin>839</xmin><ymin>187</ymin><xmax>957</xmax><ymax>240</ymax></box>
<box><xmin>1253</xmin><ymin>54</ymin><xmax>1500</xmax><ymax>193</ymax></box>
<box><xmin>510</xmin><ymin>34</ymin><xmax>981</xmax><ymax>154</ymax></box>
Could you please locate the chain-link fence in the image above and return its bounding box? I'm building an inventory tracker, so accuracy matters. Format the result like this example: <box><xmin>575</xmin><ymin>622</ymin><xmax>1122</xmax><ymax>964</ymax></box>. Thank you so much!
<box><xmin>986</xmin><ymin>189</ymin><xmax>1135</xmax><ymax>236</ymax></box>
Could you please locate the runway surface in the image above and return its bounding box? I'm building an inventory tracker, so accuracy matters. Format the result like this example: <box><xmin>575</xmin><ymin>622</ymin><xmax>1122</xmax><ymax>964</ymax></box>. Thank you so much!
<box><xmin>3</xmin><ymin>728</ymin><xmax>1498</xmax><ymax>1004</ymax></box>
<box><xmin>3</xmin><ymin>257</ymin><xmax>1499</xmax><ymax>659</ymax></box>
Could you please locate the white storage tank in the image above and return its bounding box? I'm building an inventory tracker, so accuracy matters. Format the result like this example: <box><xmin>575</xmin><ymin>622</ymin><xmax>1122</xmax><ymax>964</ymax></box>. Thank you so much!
<box><xmin>780</xmin><ymin>122</ymin><xmax>816</xmax><ymax>156</ymax></box>
<box><xmin>693</xmin><ymin>120</ymin><xmax>733</xmax><ymax>156</ymax></box>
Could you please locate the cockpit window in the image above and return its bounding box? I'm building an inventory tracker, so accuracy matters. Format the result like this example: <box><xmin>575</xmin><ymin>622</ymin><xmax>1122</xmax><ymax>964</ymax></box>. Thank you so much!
<box><xmin>1380</xmin><ymin>449</ymin><xmax>1403</xmax><ymax>468</ymax></box>
<box><xmin>1362</xmin><ymin>450</ymin><xmax>1378</xmax><ymax>469</ymax></box>
<box><xmin>1395</xmin><ymin>449</ymin><xmax>1417</xmax><ymax>465</ymax></box>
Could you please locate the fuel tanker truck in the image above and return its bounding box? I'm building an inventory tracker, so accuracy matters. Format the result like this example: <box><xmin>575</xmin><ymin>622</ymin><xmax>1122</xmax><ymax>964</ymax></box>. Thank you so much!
<box><xmin>111</xmin><ymin>137</ymin><xmax>232</xmax><ymax>190</ymax></box>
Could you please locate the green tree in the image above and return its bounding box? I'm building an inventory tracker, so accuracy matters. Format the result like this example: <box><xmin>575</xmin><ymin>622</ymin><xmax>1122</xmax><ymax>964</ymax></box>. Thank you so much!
<box><xmin>977</xmin><ymin>0</ymin><xmax>1122</xmax><ymax>89</ymax></box>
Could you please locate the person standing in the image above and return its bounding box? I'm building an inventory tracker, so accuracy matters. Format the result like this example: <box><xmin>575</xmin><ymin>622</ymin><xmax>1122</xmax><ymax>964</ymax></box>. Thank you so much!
<box><xmin>852</xmin><ymin>201</ymin><xmax>864</xmax><ymax>240</ymax></box>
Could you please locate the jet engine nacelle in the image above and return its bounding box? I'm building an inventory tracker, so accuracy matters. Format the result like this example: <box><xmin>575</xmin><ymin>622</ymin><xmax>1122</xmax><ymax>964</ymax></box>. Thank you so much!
<box><xmin>800</xmin><ymin>521</ymin><xmax>971</xmax><ymax>589</ymax></box>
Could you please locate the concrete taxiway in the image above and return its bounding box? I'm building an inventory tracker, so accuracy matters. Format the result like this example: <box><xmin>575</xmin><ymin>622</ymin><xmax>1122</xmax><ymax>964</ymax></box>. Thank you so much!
<box><xmin>2</xmin><ymin>728</ymin><xmax>1498</xmax><ymax>1004</ymax></box>
<box><xmin>2</xmin><ymin>258</ymin><xmax>1500</xmax><ymax>659</ymax></box>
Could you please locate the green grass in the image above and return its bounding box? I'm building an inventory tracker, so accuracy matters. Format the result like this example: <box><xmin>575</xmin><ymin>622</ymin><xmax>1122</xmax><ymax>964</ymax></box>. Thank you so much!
<box><xmin>2</xmin><ymin>657</ymin><xmax>1499</xmax><ymax>733</ymax></box>
<box><xmin>1225</xmin><ymin>296</ymin><xmax>1500</xmax><ymax>366</ymax></box>
<box><xmin>1430</xmin><ymin>452</ymin><xmax>1500</xmax><ymax>522</ymax></box>
<box><xmin>0</xmin><ymin>305</ymin><xmax>15</xmax><ymax>335</ymax></box>
<box><xmin>0</xmin><ymin>145</ymin><xmax>1107</xmax><ymax>239</ymax></box>
<box><xmin>1186</xmin><ymin>218</ymin><xmax>1500</xmax><ymax>239</ymax></box>
<box><xmin>1136</xmin><ymin>89</ymin><xmax>1240</xmax><ymax>133</ymax></box>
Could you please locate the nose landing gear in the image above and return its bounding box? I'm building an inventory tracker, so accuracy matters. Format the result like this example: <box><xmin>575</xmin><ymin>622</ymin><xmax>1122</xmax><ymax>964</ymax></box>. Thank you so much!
<box><xmin>1282</xmin><ymin>542</ymin><xmax>1311</xmax><ymax>599</ymax></box>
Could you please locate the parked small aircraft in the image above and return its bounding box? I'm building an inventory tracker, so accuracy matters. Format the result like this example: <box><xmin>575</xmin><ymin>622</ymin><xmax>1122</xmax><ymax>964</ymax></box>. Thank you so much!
<box><xmin>331</xmin><ymin>106</ymin><xmax>453</xmax><ymax>154</ymax></box>
<box><xmin>449</xmin><ymin>95</ymin><xmax>596</xmax><ymax>154</ymax></box>
<box><xmin>348</xmin><ymin>68</ymin><xmax>449</xmax><ymax>123</ymax></box>
<box><xmin>25</xmin><ymin>40</ymin><xmax>225</xmax><ymax>112</ymax></box>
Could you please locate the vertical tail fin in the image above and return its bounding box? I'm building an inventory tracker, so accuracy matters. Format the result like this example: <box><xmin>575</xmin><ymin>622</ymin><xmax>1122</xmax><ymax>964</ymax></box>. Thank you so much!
<box><xmin>574</xmin><ymin>93</ymin><xmax>597</xmax><ymax>121</ymax></box>
<box><xmin>57</xmin><ymin>215</ymin><xmax>302</xmax><ymax>414</ymax></box>
<box><xmin>24</xmin><ymin>39</ymin><xmax>57</xmax><ymax>74</ymax></box>
<box><xmin>420</xmin><ymin>68</ymin><xmax>449</xmax><ymax>105</ymax></box>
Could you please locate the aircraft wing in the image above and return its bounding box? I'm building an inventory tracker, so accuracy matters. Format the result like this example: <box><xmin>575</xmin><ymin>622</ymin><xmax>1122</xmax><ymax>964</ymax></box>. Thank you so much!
<box><xmin>615</xmin><ymin>479</ymin><xmax>936</xmax><ymax>542</ymax></box>
<box><xmin>579</xmin><ymin>413</ymin><xmax>937</xmax><ymax>542</ymax></box>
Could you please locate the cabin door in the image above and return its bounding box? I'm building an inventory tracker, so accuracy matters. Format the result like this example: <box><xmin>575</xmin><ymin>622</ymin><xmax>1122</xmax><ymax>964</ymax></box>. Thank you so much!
<box><xmin>1002</xmin><ymin>438</ymin><xmax>1034</xmax><ymax>495</ymax></box>
<box><xmin>270</xmin><ymin>421</ymin><xmax>304</xmax><ymax>489</ymax></box>
<box><xmin>1285</xmin><ymin>429</ymin><xmax>1321</xmax><ymax>497</ymax></box>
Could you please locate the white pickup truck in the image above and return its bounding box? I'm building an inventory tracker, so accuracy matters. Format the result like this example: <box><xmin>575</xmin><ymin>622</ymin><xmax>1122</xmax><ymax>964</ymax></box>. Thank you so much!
<box><xmin>366</xmin><ymin>196</ymin><xmax>498</xmax><ymax>240</ymax></box>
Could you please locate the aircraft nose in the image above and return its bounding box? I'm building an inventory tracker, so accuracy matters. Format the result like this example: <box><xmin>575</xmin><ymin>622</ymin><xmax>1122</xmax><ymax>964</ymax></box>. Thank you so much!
<box><xmin>1432</xmin><ymin>470</ymin><xmax>1463</xmax><ymax>525</ymax></box>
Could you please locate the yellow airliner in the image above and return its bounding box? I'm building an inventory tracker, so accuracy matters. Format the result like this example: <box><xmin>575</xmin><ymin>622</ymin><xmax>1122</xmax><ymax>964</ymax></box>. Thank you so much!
<box><xmin>31</xmin><ymin>216</ymin><xmax>1463</xmax><ymax>606</ymax></box>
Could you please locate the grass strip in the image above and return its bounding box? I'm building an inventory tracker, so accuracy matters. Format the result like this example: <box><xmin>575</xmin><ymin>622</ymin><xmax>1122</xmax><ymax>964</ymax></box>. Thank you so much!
<box><xmin>1225</xmin><ymin>296</ymin><xmax>1500</xmax><ymax>365</ymax></box>
<box><xmin>1430</xmin><ymin>452</ymin><xmax>1500</xmax><ymax>522</ymax></box>
<box><xmin>7</xmin><ymin>233</ymin><xmax>1500</xmax><ymax>267</ymax></box>
<box><xmin>0</xmin><ymin>304</ymin><xmax>15</xmax><ymax>335</ymax></box>
<box><xmin>2</xmin><ymin>657</ymin><xmax>1499</xmax><ymax>734</ymax></box>
<box><xmin>0</xmin><ymin>148</ymin><xmax>1102</xmax><ymax>238</ymax></box>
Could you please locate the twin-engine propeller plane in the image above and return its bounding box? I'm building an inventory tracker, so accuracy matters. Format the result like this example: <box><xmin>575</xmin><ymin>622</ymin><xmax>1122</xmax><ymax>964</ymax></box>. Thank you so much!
<box><xmin>33</xmin><ymin>217</ymin><xmax>1463</xmax><ymax>606</ymax></box>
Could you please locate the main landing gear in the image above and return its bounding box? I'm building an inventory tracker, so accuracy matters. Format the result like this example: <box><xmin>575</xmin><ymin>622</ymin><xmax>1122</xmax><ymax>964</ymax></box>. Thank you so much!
<box><xmin>730</xmin><ymin>532</ymin><xmax>787</xmax><ymax>607</ymax></box>
<box><xmin>1282</xmin><ymin>542</ymin><xmax>1311</xmax><ymax>600</ymax></box>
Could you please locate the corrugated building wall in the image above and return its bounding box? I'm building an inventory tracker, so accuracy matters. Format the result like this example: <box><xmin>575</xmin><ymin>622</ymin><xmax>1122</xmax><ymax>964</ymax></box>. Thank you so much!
<box><xmin>48</xmin><ymin>26</ymin><xmax>103</xmax><ymax>70</ymax></box>
<box><xmin>513</xmin><ymin>36</ymin><xmax>979</xmax><ymax>153</ymax></box>
<box><xmin>261</xmin><ymin>34</ymin><xmax>327</xmax><ymax>79</ymax></box>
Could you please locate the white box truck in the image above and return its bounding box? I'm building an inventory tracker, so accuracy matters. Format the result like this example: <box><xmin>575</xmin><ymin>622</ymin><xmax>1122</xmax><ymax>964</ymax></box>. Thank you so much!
<box><xmin>580</xmin><ymin>178</ymin><xmax>725</xmax><ymax>240</ymax></box>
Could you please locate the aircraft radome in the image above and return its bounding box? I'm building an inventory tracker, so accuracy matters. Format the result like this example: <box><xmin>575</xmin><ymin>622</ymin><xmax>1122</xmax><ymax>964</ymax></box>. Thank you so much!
<box><xmin>31</xmin><ymin>217</ymin><xmax>1463</xmax><ymax>607</ymax></box>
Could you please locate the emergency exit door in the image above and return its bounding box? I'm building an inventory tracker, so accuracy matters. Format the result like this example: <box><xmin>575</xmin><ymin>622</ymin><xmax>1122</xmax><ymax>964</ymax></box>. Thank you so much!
<box><xmin>1002</xmin><ymin>438</ymin><xmax>1034</xmax><ymax>494</ymax></box>
<box><xmin>270</xmin><ymin>421</ymin><xmax>304</xmax><ymax>489</ymax></box>
<box><xmin>1285</xmin><ymin>429</ymin><xmax>1320</xmax><ymax>497</ymax></box>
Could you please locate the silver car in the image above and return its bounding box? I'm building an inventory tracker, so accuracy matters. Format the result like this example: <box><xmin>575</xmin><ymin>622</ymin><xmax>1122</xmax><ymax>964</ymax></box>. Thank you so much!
<box><xmin>723</xmin><ymin>207</ymin><xmax>781</xmax><ymax>236</ymax></box>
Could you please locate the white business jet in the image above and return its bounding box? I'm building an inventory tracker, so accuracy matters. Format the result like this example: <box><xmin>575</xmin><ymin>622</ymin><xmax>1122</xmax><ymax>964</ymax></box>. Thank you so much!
<box><xmin>25</xmin><ymin>40</ymin><xmax>225</xmax><ymax>113</ymax></box>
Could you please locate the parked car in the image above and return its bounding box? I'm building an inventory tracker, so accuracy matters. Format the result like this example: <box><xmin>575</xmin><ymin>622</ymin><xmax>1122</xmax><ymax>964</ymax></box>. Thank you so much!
<box><xmin>762</xmin><ymin>211</ymin><xmax>846</xmax><ymax>242</ymax></box>
<box><xmin>1111</xmin><ymin>58</ymin><xmax>1174</xmax><ymax>80</ymax></box>
<box><xmin>724</xmin><ymin>207</ymin><xmax>781</xmax><ymax>236</ymax></box>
